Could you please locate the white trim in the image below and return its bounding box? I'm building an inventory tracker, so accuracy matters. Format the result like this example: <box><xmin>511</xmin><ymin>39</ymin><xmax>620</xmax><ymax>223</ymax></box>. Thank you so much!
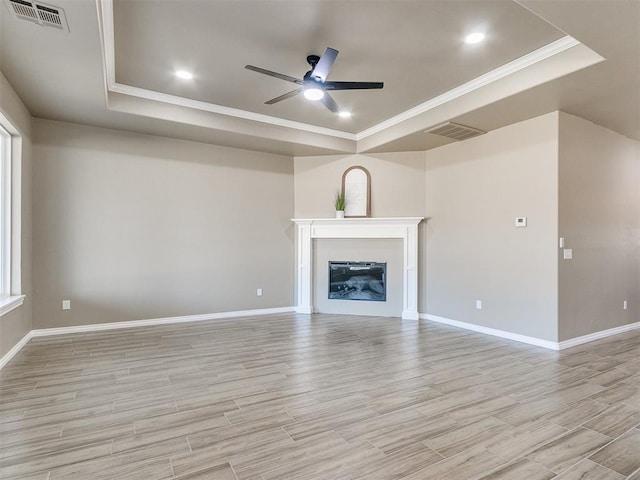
<box><xmin>0</xmin><ymin>329</ymin><xmax>32</xmax><ymax>370</ymax></box>
<box><xmin>95</xmin><ymin>0</ymin><xmax>114</xmax><ymax>95</ymax></box>
<box><xmin>356</xmin><ymin>36</ymin><xmax>579</xmax><ymax>140</ymax></box>
<box><xmin>0</xmin><ymin>306</ymin><xmax>295</xmax><ymax>370</ymax></box>
<box><xmin>0</xmin><ymin>113</ymin><xmax>23</xmax><ymax>301</ymax></box>
<box><xmin>109</xmin><ymin>83</ymin><xmax>357</xmax><ymax>141</ymax></box>
<box><xmin>292</xmin><ymin>217</ymin><xmax>423</xmax><ymax>321</ymax></box>
<box><xmin>2</xmin><ymin>310</ymin><xmax>638</xmax><ymax>369</ymax></box>
<box><xmin>421</xmin><ymin>313</ymin><xmax>559</xmax><ymax>349</ymax></box>
<box><xmin>557</xmin><ymin>322</ymin><xmax>640</xmax><ymax>350</ymax></box>
<box><xmin>402</xmin><ymin>311</ymin><xmax>420</xmax><ymax>321</ymax></box>
<box><xmin>421</xmin><ymin>313</ymin><xmax>640</xmax><ymax>351</ymax></box>
<box><xmin>97</xmin><ymin>0</ymin><xmax>116</xmax><ymax>88</ymax></box>
<box><xmin>30</xmin><ymin>306</ymin><xmax>296</xmax><ymax>337</ymax></box>
<box><xmin>9</xmin><ymin>135</ymin><xmax>22</xmax><ymax>295</ymax></box>
<box><xmin>0</xmin><ymin>123</ymin><xmax>11</xmax><ymax>298</ymax></box>
<box><xmin>0</xmin><ymin>294</ymin><xmax>25</xmax><ymax>317</ymax></box>
<box><xmin>98</xmin><ymin>1</ymin><xmax>353</xmax><ymax>141</ymax></box>
<box><xmin>96</xmin><ymin>0</ymin><xmax>579</xmax><ymax>144</ymax></box>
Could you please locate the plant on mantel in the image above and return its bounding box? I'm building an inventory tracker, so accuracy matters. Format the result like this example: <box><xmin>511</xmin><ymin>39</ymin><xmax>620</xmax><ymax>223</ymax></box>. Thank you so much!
<box><xmin>334</xmin><ymin>191</ymin><xmax>346</xmax><ymax>218</ymax></box>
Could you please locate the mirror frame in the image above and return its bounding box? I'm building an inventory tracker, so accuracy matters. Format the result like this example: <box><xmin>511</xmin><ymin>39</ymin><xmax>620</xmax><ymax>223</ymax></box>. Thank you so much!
<box><xmin>341</xmin><ymin>166</ymin><xmax>371</xmax><ymax>218</ymax></box>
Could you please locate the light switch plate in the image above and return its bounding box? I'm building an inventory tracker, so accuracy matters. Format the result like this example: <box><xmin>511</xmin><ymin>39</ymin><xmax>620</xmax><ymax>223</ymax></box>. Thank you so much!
<box><xmin>515</xmin><ymin>217</ymin><xmax>527</xmax><ymax>227</ymax></box>
<box><xmin>563</xmin><ymin>249</ymin><xmax>573</xmax><ymax>260</ymax></box>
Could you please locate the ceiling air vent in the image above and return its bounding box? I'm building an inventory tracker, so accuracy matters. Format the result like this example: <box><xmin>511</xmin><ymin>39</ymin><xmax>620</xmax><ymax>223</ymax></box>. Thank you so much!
<box><xmin>4</xmin><ymin>0</ymin><xmax>69</xmax><ymax>32</ymax></box>
<box><xmin>424</xmin><ymin>122</ymin><xmax>486</xmax><ymax>141</ymax></box>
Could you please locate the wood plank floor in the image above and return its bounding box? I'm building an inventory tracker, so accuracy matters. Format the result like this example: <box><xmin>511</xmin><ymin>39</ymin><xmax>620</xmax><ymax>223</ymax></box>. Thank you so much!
<box><xmin>1</xmin><ymin>313</ymin><xmax>638</xmax><ymax>479</ymax></box>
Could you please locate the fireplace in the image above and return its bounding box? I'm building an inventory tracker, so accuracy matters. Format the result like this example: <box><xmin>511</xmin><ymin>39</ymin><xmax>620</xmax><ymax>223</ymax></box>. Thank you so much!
<box><xmin>328</xmin><ymin>262</ymin><xmax>386</xmax><ymax>301</ymax></box>
<box><xmin>291</xmin><ymin>217</ymin><xmax>424</xmax><ymax>320</ymax></box>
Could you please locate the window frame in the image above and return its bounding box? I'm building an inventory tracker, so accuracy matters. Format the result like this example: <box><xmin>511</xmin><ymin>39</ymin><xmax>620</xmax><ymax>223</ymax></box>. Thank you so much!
<box><xmin>0</xmin><ymin>114</ymin><xmax>25</xmax><ymax>317</ymax></box>
<box><xmin>0</xmin><ymin>123</ymin><xmax>12</xmax><ymax>299</ymax></box>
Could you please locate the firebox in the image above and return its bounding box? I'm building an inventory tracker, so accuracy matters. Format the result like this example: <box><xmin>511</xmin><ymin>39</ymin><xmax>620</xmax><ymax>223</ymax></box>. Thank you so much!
<box><xmin>328</xmin><ymin>261</ymin><xmax>386</xmax><ymax>301</ymax></box>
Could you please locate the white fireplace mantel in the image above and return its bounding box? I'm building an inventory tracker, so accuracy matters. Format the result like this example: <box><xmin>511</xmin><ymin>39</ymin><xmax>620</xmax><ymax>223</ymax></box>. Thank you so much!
<box><xmin>292</xmin><ymin>217</ymin><xmax>424</xmax><ymax>320</ymax></box>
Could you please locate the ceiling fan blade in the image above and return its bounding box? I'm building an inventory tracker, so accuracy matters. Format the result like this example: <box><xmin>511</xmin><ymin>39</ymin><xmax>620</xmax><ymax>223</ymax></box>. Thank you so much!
<box><xmin>311</xmin><ymin>47</ymin><xmax>338</xmax><ymax>82</ymax></box>
<box><xmin>324</xmin><ymin>81</ymin><xmax>384</xmax><ymax>90</ymax></box>
<box><xmin>265</xmin><ymin>88</ymin><xmax>303</xmax><ymax>104</ymax></box>
<box><xmin>245</xmin><ymin>65</ymin><xmax>302</xmax><ymax>84</ymax></box>
<box><xmin>321</xmin><ymin>92</ymin><xmax>340</xmax><ymax>113</ymax></box>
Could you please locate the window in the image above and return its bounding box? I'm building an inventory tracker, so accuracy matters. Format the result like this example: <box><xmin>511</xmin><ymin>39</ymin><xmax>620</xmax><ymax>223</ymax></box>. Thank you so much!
<box><xmin>0</xmin><ymin>123</ymin><xmax>12</xmax><ymax>299</ymax></box>
<box><xmin>0</xmin><ymin>116</ymin><xmax>24</xmax><ymax>316</ymax></box>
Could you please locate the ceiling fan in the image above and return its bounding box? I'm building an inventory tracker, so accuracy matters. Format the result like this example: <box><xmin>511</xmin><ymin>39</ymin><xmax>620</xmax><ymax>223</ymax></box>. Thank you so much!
<box><xmin>245</xmin><ymin>47</ymin><xmax>383</xmax><ymax>113</ymax></box>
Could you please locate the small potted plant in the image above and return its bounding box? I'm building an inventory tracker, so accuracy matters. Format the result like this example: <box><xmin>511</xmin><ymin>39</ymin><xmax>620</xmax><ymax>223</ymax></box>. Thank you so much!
<box><xmin>334</xmin><ymin>191</ymin><xmax>346</xmax><ymax>218</ymax></box>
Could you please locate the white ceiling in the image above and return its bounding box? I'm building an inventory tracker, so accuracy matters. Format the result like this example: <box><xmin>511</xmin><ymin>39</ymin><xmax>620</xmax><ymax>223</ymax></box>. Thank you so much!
<box><xmin>0</xmin><ymin>0</ymin><xmax>638</xmax><ymax>156</ymax></box>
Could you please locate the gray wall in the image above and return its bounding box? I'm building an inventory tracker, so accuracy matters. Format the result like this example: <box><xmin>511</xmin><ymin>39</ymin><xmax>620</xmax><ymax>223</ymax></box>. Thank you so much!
<box><xmin>558</xmin><ymin>112</ymin><xmax>640</xmax><ymax>340</ymax></box>
<box><xmin>2</xmin><ymin>97</ymin><xmax>634</xmax><ymax>356</ymax></box>
<box><xmin>293</xmin><ymin>112</ymin><xmax>638</xmax><ymax>343</ymax></box>
<box><xmin>293</xmin><ymin>122</ymin><xmax>561</xmax><ymax>341</ymax></box>
<box><xmin>294</xmin><ymin>152</ymin><xmax>426</xmax><ymax>219</ymax></box>
<box><xmin>32</xmin><ymin>119</ymin><xmax>294</xmax><ymax>328</ymax></box>
<box><xmin>0</xmin><ymin>73</ymin><xmax>33</xmax><ymax>358</ymax></box>
<box><xmin>424</xmin><ymin>112</ymin><xmax>559</xmax><ymax>341</ymax></box>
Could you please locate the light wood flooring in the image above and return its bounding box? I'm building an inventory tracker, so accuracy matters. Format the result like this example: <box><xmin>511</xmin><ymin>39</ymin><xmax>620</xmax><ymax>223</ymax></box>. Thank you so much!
<box><xmin>1</xmin><ymin>313</ymin><xmax>639</xmax><ymax>480</ymax></box>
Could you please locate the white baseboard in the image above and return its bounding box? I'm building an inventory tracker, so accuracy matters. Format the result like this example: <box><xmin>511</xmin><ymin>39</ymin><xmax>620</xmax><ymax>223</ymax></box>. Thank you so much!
<box><xmin>0</xmin><ymin>330</ymin><xmax>33</xmax><ymax>370</ymax></box>
<box><xmin>402</xmin><ymin>310</ymin><xmax>420</xmax><ymax>321</ymax></box>
<box><xmin>421</xmin><ymin>313</ymin><xmax>640</xmax><ymax>351</ymax></box>
<box><xmin>3</xmin><ymin>308</ymin><xmax>637</xmax><ymax>369</ymax></box>
<box><xmin>30</xmin><ymin>306</ymin><xmax>297</xmax><ymax>337</ymax></box>
<box><xmin>421</xmin><ymin>313</ymin><xmax>560</xmax><ymax>349</ymax></box>
<box><xmin>0</xmin><ymin>306</ymin><xmax>295</xmax><ymax>369</ymax></box>
<box><xmin>557</xmin><ymin>321</ymin><xmax>640</xmax><ymax>350</ymax></box>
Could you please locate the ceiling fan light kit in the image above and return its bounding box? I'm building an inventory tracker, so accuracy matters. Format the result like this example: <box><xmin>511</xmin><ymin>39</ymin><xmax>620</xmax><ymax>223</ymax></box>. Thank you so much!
<box><xmin>303</xmin><ymin>88</ymin><xmax>324</xmax><ymax>101</ymax></box>
<box><xmin>245</xmin><ymin>47</ymin><xmax>383</xmax><ymax>114</ymax></box>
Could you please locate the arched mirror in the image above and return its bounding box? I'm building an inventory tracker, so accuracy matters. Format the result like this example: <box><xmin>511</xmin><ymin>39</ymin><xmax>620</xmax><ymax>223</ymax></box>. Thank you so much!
<box><xmin>342</xmin><ymin>166</ymin><xmax>371</xmax><ymax>218</ymax></box>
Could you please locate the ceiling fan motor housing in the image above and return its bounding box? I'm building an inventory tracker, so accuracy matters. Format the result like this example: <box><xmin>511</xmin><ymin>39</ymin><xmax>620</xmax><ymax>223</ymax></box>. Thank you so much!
<box><xmin>305</xmin><ymin>55</ymin><xmax>323</xmax><ymax>82</ymax></box>
<box><xmin>306</xmin><ymin>55</ymin><xmax>321</xmax><ymax>67</ymax></box>
<box><xmin>245</xmin><ymin>47</ymin><xmax>383</xmax><ymax>113</ymax></box>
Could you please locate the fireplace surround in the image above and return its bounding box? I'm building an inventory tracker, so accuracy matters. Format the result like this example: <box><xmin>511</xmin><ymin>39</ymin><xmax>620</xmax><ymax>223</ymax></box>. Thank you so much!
<box><xmin>292</xmin><ymin>217</ymin><xmax>424</xmax><ymax>320</ymax></box>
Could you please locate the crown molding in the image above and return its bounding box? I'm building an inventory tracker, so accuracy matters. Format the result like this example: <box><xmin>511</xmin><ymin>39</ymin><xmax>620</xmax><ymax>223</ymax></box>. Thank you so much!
<box><xmin>96</xmin><ymin>0</ymin><xmax>582</xmax><ymax>148</ymax></box>
<box><xmin>97</xmin><ymin>0</ymin><xmax>355</xmax><ymax>142</ymax></box>
<box><xmin>107</xmin><ymin>83</ymin><xmax>357</xmax><ymax>141</ymax></box>
<box><xmin>355</xmin><ymin>36</ymin><xmax>580</xmax><ymax>140</ymax></box>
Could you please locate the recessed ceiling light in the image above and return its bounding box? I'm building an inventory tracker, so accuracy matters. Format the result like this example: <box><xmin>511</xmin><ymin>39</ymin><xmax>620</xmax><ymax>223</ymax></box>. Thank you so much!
<box><xmin>303</xmin><ymin>88</ymin><xmax>324</xmax><ymax>101</ymax></box>
<box><xmin>338</xmin><ymin>111</ymin><xmax>351</xmax><ymax>118</ymax></box>
<box><xmin>175</xmin><ymin>70</ymin><xmax>193</xmax><ymax>80</ymax></box>
<box><xmin>465</xmin><ymin>32</ymin><xmax>485</xmax><ymax>45</ymax></box>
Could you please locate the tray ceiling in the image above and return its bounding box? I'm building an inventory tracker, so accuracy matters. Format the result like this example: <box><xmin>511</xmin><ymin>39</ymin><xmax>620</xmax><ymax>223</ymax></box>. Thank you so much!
<box><xmin>1</xmin><ymin>0</ymin><xmax>637</xmax><ymax>155</ymax></box>
<box><xmin>112</xmin><ymin>0</ymin><xmax>565</xmax><ymax>134</ymax></box>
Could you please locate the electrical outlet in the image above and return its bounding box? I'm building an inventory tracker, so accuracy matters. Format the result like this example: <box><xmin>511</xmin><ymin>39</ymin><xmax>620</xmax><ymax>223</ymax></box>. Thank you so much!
<box><xmin>563</xmin><ymin>249</ymin><xmax>573</xmax><ymax>260</ymax></box>
<box><xmin>256</xmin><ymin>288</ymin><xmax>263</xmax><ymax>297</ymax></box>
<box><xmin>476</xmin><ymin>300</ymin><xmax>482</xmax><ymax>310</ymax></box>
<box><xmin>515</xmin><ymin>217</ymin><xmax>527</xmax><ymax>227</ymax></box>
<box><xmin>62</xmin><ymin>300</ymin><xmax>71</xmax><ymax>310</ymax></box>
